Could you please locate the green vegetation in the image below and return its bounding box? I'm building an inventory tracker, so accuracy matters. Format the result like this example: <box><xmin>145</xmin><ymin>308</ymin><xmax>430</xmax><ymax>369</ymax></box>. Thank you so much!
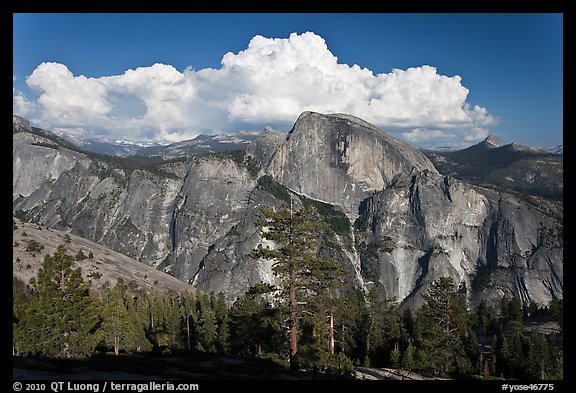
<box><xmin>28</xmin><ymin>127</ymin><xmax>79</xmax><ymax>152</ymax></box>
<box><xmin>25</xmin><ymin>239</ymin><xmax>44</xmax><ymax>253</ymax></box>
<box><xmin>249</xmin><ymin>205</ymin><xmax>344</xmax><ymax>370</ymax></box>
<box><xmin>90</xmin><ymin>154</ymin><xmax>181</xmax><ymax>181</ymax></box>
<box><xmin>13</xmin><ymin>246</ymin><xmax>101</xmax><ymax>358</ymax></box>
<box><xmin>26</xmin><ymin>126</ymin><xmax>183</xmax><ymax>182</ymax></box>
<box><xmin>413</xmin><ymin>277</ymin><xmax>475</xmax><ymax>376</ymax></box>
<box><xmin>99</xmin><ymin>280</ymin><xmax>151</xmax><ymax>355</ymax></box>
<box><xmin>300</xmin><ymin>196</ymin><xmax>350</xmax><ymax>235</ymax></box>
<box><xmin>75</xmin><ymin>249</ymin><xmax>87</xmax><ymax>261</ymax></box>
<box><xmin>206</xmin><ymin>149</ymin><xmax>260</xmax><ymax>178</ymax></box>
<box><xmin>14</xmin><ymin>210</ymin><xmax>27</xmax><ymax>221</ymax></box>
<box><xmin>88</xmin><ymin>153</ymin><xmax>190</xmax><ymax>185</ymax></box>
<box><xmin>257</xmin><ymin>175</ymin><xmax>351</xmax><ymax>235</ymax></box>
<box><xmin>87</xmin><ymin>270</ymin><xmax>102</xmax><ymax>279</ymax></box>
<box><xmin>257</xmin><ymin>175</ymin><xmax>291</xmax><ymax>203</ymax></box>
<box><xmin>426</xmin><ymin>147</ymin><xmax>562</xmax><ymax>201</ymax></box>
<box><xmin>354</xmin><ymin>216</ymin><xmax>368</xmax><ymax>231</ymax></box>
<box><xmin>13</xmin><ymin>246</ymin><xmax>562</xmax><ymax>380</ymax></box>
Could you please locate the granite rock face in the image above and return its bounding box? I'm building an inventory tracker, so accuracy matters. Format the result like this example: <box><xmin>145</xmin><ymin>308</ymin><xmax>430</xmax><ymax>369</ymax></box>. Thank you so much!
<box><xmin>13</xmin><ymin>118</ymin><xmax>257</xmax><ymax>283</ymax></box>
<box><xmin>352</xmin><ymin>170</ymin><xmax>562</xmax><ymax>308</ymax></box>
<box><xmin>267</xmin><ymin>112</ymin><xmax>438</xmax><ymax>218</ymax></box>
<box><xmin>12</xmin><ymin>113</ymin><xmax>562</xmax><ymax>308</ymax></box>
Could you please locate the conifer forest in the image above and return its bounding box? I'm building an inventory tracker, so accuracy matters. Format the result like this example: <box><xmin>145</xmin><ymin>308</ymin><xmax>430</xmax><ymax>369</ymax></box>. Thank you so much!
<box><xmin>12</xmin><ymin>206</ymin><xmax>563</xmax><ymax>380</ymax></box>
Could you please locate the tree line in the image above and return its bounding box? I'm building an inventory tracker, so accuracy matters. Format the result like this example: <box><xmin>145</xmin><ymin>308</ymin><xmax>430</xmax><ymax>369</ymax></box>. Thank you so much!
<box><xmin>13</xmin><ymin>205</ymin><xmax>563</xmax><ymax>380</ymax></box>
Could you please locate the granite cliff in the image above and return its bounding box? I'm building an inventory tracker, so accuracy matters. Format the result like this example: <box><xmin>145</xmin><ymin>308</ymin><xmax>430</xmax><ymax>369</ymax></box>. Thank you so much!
<box><xmin>13</xmin><ymin>113</ymin><xmax>562</xmax><ymax>308</ymax></box>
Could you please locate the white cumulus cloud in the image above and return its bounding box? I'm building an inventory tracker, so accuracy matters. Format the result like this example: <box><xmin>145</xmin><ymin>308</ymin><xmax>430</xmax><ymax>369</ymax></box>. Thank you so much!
<box><xmin>13</xmin><ymin>32</ymin><xmax>495</xmax><ymax>147</ymax></box>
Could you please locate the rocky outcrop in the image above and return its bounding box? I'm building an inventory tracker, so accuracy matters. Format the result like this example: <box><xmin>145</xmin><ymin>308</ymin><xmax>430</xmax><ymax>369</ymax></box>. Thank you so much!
<box><xmin>483</xmin><ymin>135</ymin><xmax>505</xmax><ymax>148</ymax></box>
<box><xmin>353</xmin><ymin>171</ymin><xmax>562</xmax><ymax>308</ymax></box>
<box><xmin>13</xmin><ymin>132</ymin><xmax>258</xmax><ymax>283</ymax></box>
<box><xmin>13</xmin><ymin>220</ymin><xmax>191</xmax><ymax>294</ymax></box>
<box><xmin>12</xmin><ymin>113</ymin><xmax>563</xmax><ymax>308</ymax></box>
<box><xmin>266</xmin><ymin>112</ymin><xmax>438</xmax><ymax>218</ymax></box>
<box><xmin>168</xmin><ymin>156</ymin><xmax>257</xmax><ymax>281</ymax></box>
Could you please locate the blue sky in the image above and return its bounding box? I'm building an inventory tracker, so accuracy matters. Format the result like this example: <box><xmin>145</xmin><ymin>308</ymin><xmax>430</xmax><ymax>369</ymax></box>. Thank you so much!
<box><xmin>13</xmin><ymin>13</ymin><xmax>563</xmax><ymax>148</ymax></box>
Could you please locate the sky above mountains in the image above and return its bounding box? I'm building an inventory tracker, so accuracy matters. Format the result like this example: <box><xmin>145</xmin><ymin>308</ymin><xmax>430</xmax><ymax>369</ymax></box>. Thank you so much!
<box><xmin>13</xmin><ymin>13</ymin><xmax>562</xmax><ymax>149</ymax></box>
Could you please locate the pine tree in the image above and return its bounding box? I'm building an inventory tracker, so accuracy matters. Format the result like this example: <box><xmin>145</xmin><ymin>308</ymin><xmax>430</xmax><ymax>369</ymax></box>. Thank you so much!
<box><xmin>501</xmin><ymin>296</ymin><xmax>523</xmax><ymax>331</ymax></box>
<box><xmin>526</xmin><ymin>330</ymin><xmax>549</xmax><ymax>379</ymax></box>
<box><xmin>146</xmin><ymin>289</ymin><xmax>167</xmax><ymax>348</ymax></box>
<box><xmin>180</xmin><ymin>291</ymin><xmax>197</xmax><ymax>352</ymax></box>
<box><xmin>249</xmin><ymin>204</ymin><xmax>342</xmax><ymax>370</ymax></box>
<box><xmin>493</xmin><ymin>328</ymin><xmax>511</xmax><ymax>377</ymax></box>
<box><xmin>75</xmin><ymin>249</ymin><xmax>87</xmax><ymax>261</ymax></box>
<box><xmin>495</xmin><ymin>297</ymin><xmax>527</xmax><ymax>378</ymax></box>
<box><xmin>298</xmin><ymin>315</ymin><xmax>331</xmax><ymax>372</ymax></box>
<box><xmin>13</xmin><ymin>276</ymin><xmax>31</xmax><ymax>304</ymax></box>
<box><xmin>13</xmin><ymin>276</ymin><xmax>32</xmax><ymax>356</ymax></box>
<box><xmin>300</xmin><ymin>272</ymin><xmax>344</xmax><ymax>365</ymax></box>
<box><xmin>100</xmin><ymin>282</ymin><xmax>130</xmax><ymax>355</ymax></box>
<box><xmin>546</xmin><ymin>334</ymin><xmax>563</xmax><ymax>380</ymax></box>
<box><xmin>364</xmin><ymin>289</ymin><xmax>404</xmax><ymax>367</ymax></box>
<box><xmin>474</xmin><ymin>299</ymin><xmax>496</xmax><ymax>335</ymax></box>
<box><xmin>415</xmin><ymin>277</ymin><xmax>471</xmax><ymax>376</ymax></box>
<box><xmin>211</xmin><ymin>292</ymin><xmax>230</xmax><ymax>354</ymax></box>
<box><xmin>229</xmin><ymin>286</ymin><xmax>284</xmax><ymax>357</ymax></box>
<box><xmin>402</xmin><ymin>340</ymin><xmax>416</xmax><ymax>371</ymax></box>
<box><xmin>507</xmin><ymin>327</ymin><xmax>526</xmax><ymax>377</ymax></box>
<box><xmin>332</xmin><ymin>289</ymin><xmax>366</xmax><ymax>362</ymax></box>
<box><xmin>364</xmin><ymin>288</ymin><xmax>383</xmax><ymax>365</ymax></box>
<box><xmin>13</xmin><ymin>245</ymin><xmax>101</xmax><ymax>358</ymax></box>
<box><xmin>548</xmin><ymin>297</ymin><xmax>563</xmax><ymax>333</ymax></box>
<box><xmin>163</xmin><ymin>291</ymin><xmax>184</xmax><ymax>350</ymax></box>
<box><xmin>195</xmin><ymin>291</ymin><xmax>217</xmax><ymax>352</ymax></box>
<box><xmin>389</xmin><ymin>343</ymin><xmax>401</xmax><ymax>369</ymax></box>
<box><xmin>125</xmin><ymin>295</ymin><xmax>153</xmax><ymax>353</ymax></box>
<box><xmin>100</xmin><ymin>281</ymin><xmax>152</xmax><ymax>355</ymax></box>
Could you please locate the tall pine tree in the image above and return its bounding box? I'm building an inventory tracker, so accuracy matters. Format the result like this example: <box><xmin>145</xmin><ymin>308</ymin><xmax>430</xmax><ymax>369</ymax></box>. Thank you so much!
<box><xmin>13</xmin><ymin>245</ymin><xmax>101</xmax><ymax>358</ymax></box>
<box><xmin>100</xmin><ymin>281</ymin><xmax>152</xmax><ymax>355</ymax></box>
<box><xmin>250</xmin><ymin>204</ymin><xmax>342</xmax><ymax>370</ymax></box>
<box><xmin>414</xmin><ymin>277</ymin><xmax>471</xmax><ymax>376</ymax></box>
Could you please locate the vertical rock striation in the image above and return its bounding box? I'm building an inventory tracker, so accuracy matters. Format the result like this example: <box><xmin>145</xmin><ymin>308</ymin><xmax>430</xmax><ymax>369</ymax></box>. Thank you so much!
<box><xmin>13</xmin><ymin>112</ymin><xmax>562</xmax><ymax>308</ymax></box>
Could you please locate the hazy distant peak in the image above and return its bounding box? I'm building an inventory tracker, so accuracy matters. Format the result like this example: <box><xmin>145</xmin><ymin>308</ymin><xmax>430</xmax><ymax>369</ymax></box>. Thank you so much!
<box><xmin>504</xmin><ymin>142</ymin><xmax>537</xmax><ymax>153</ymax></box>
<box><xmin>538</xmin><ymin>145</ymin><xmax>563</xmax><ymax>155</ymax></box>
<box><xmin>483</xmin><ymin>135</ymin><xmax>504</xmax><ymax>148</ymax></box>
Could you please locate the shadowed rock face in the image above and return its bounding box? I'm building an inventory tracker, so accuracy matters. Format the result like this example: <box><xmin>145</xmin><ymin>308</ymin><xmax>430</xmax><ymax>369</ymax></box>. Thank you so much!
<box><xmin>13</xmin><ymin>113</ymin><xmax>562</xmax><ymax>308</ymax></box>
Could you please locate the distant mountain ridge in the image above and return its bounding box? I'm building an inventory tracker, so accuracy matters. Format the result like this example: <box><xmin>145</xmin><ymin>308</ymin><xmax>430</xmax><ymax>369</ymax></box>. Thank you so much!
<box><xmin>16</xmin><ymin>115</ymin><xmax>562</xmax><ymax>158</ymax></box>
<box><xmin>424</xmin><ymin>135</ymin><xmax>563</xmax><ymax>201</ymax></box>
<box><xmin>538</xmin><ymin>144</ymin><xmax>563</xmax><ymax>155</ymax></box>
<box><xmin>421</xmin><ymin>135</ymin><xmax>562</xmax><ymax>156</ymax></box>
<box><xmin>50</xmin><ymin>126</ymin><xmax>268</xmax><ymax>157</ymax></box>
<box><xmin>135</xmin><ymin>130</ymin><xmax>264</xmax><ymax>157</ymax></box>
